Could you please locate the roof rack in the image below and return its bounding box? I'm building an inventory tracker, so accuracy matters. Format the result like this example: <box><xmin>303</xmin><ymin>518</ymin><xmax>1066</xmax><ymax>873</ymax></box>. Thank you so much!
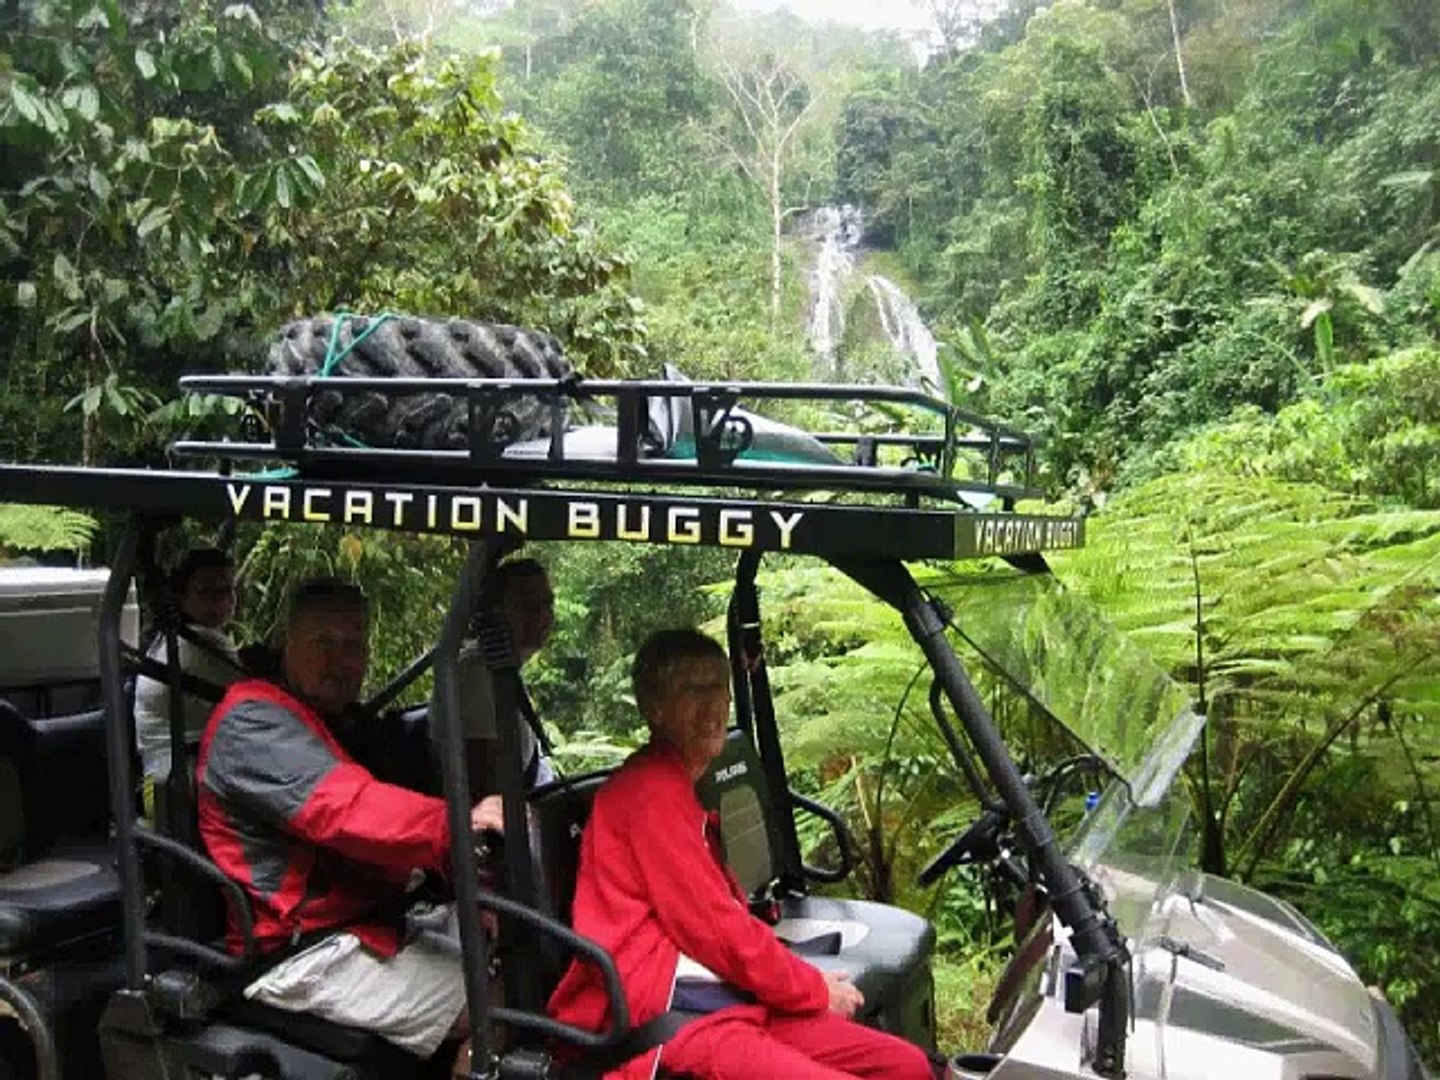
<box><xmin>0</xmin><ymin>374</ymin><xmax>1085</xmax><ymax>561</ymax></box>
<box><xmin>172</xmin><ymin>374</ymin><xmax>1043</xmax><ymax>504</ymax></box>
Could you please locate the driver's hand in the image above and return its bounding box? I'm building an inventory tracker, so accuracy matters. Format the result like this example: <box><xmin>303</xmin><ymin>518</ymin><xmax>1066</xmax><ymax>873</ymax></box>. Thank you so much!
<box><xmin>824</xmin><ymin>971</ymin><xmax>863</xmax><ymax>1019</ymax></box>
<box><xmin>470</xmin><ymin>794</ymin><xmax>504</xmax><ymax>834</ymax></box>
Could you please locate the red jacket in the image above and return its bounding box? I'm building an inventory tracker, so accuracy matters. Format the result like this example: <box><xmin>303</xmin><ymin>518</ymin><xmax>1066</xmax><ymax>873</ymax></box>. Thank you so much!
<box><xmin>197</xmin><ymin>679</ymin><xmax>452</xmax><ymax>957</ymax></box>
<box><xmin>548</xmin><ymin>740</ymin><xmax>828</xmax><ymax>1079</ymax></box>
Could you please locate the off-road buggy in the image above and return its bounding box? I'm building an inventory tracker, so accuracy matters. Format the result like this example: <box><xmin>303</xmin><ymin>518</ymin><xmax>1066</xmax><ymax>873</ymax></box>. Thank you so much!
<box><xmin>0</xmin><ymin>313</ymin><xmax>1428</xmax><ymax>1080</ymax></box>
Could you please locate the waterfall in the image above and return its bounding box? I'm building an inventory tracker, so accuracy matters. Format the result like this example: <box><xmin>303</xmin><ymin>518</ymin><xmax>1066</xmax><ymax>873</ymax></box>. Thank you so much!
<box><xmin>801</xmin><ymin>204</ymin><xmax>940</xmax><ymax>386</ymax></box>
<box><xmin>866</xmin><ymin>276</ymin><xmax>941</xmax><ymax>385</ymax></box>
<box><xmin>803</xmin><ymin>205</ymin><xmax>863</xmax><ymax>374</ymax></box>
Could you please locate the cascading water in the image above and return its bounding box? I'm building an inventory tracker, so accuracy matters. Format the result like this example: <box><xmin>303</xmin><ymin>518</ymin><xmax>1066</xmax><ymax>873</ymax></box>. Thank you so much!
<box><xmin>801</xmin><ymin>204</ymin><xmax>941</xmax><ymax>386</ymax></box>
<box><xmin>866</xmin><ymin>276</ymin><xmax>940</xmax><ymax>385</ymax></box>
<box><xmin>803</xmin><ymin>205</ymin><xmax>863</xmax><ymax>374</ymax></box>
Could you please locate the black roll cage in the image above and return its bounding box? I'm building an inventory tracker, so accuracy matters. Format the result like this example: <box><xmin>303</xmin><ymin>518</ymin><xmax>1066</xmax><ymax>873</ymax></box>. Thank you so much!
<box><xmin>2</xmin><ymin>372</ymin><xmax>1128</xmax><ymax>1077</ymax></box>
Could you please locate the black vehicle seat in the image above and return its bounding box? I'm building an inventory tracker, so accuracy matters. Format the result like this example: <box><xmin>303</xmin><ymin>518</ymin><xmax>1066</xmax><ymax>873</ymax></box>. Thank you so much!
<box><xmin>693</xmin><ymin>730</ymin><xmax>935</xmax><ymax>1023</ymax></box>
<box><xmin>527</xmin><ymin>743</ymin><xmax>935</xmax><ymax>1019</ymax></box>
<box><xmin>528</xmin><ymin>770</ymin><xmax>611</xmax><ymax>995</ymax></box>
<box><xmin>0</xmin><ymin>699</ymin><xmax>121</xmax><ymax>960</ymax></box>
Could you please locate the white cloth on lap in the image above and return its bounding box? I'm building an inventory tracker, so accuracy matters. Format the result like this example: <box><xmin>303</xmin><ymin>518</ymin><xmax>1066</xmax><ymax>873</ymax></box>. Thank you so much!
<box><xmin>243</xmin><ymin>906</ymin><xmax>466</xmax><ymax>1059</ymax></box>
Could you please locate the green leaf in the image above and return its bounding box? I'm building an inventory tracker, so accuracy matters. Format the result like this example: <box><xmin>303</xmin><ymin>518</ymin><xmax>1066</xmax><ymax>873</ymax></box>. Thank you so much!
<box><xmin>135</xmin><ymin>48</ymin><xmax>157</xmax><ymax>80</ymax></box>
<box><xmin>1300</xmin><ymin>298</ymin><xmax>1332</xmax><ymax>330</ymax></box>
<box><xmin>63</xmin><ymin>84</ymin><xmax>100</xmax><ymax>121</ymax></box>
<box><xmin>1313</xmin><ymin>311</ymin><xmax>1335</xmax><ymax>370</ymax></box>
<box><xmin>16</xmin><ymin>282</ymin><xmax>35</xmax><ymax>307</ymax></box>
<box><xmin>51</xmin><ymin>252</ymin><xmax>76</xmax><ymax>285</ymax></box>
<box><xmin>64</xmin><ymin>383</ymin><xmax>103</xmax><ymax>416</ymax></box>
<box><xmin>1342</xmin><ymin>283</ymin><xmax>1385</xmax><ymax>316</ymax></box>
<box><xmin>88</xmin><ymin>164</ymin><xmax>111</xmax><ymax>201</ymax></box>
<box><xmin>273</xmin><ymin>165</ymin><xmax>292</xmax><ymax>209</ymax></box>
<box><xmin>76</xmin><ymin>5</ymin><xmax>110</xmax><ymax>30</ymax></box>
<box><xmin>136</xmin><ymin>206</ymin><xmax>170</xmax><ymax>238</ymax></box>
<box><xmin>0</xmin><ymin>505</ymin><xmax>98</xmax><ymax>554</ymax></box>
<box><xmin>10</xmin><ymin>83</ymin><xmax>43</xmax><ymax>126</ymax></box>
<box><xmin>54</xmin><ymin>308</ymin><xmax>92</xmax><ymax>333</ymax></box>
<box><xmin>295</xmin><ymin>155</ymin><xmax>325</xmax><ymax>190</ymax></box>
<box><xmin>1379</xmin><ymin>169</ymin><xmax>1434</xmax><ymax>191</ymax></box>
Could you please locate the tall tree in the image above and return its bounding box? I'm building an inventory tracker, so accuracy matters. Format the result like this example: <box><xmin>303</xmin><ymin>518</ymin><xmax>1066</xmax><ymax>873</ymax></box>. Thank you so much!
<box><xmin>713</xmin><ymin>52</ymin><xmax>818</xmax><ymax>329</ymax></box>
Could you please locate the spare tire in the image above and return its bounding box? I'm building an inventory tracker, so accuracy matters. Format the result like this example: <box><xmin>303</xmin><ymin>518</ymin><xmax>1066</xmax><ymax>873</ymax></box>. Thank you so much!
<box><xmin>267</xmin><ymin>314</ymin><xmax>573</xmax><ymax>450</ymax></box>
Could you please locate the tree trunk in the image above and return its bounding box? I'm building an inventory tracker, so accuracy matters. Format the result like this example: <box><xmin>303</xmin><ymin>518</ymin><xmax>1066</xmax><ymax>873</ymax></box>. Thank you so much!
<box><xmin>769</xmin><ymin>156</ymin><xmax>782</xmax><ymax>331</ymax></box>
<box><xmin>1167</xmin><ymin>0</ymin><xmax>1194</xmax><ymax>108</ymax></box>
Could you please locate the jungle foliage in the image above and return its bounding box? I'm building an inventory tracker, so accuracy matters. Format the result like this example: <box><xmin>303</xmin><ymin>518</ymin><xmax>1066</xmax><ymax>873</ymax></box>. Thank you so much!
<box><xmin>836</xmin><ymin>0</ymin><xmax>1440</xmax><ymax>488</ymax></box>
<box><xmin>3</xmin><ymin>0</ymin><xmax>1438</xmax><ymax>1063</ymax></box>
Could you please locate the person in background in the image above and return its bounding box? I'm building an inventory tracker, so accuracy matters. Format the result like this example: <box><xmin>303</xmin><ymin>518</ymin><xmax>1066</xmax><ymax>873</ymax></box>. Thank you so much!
<box><xmin>133</xmin><ymin>547</ymin><xmax>243</xmax><ymax>815</ymax></box>
<box><xmin>455</xmin><ymin>558</ymin><xmax>558</xmax><ymax>795</ymax></box>
<box><xmin>548</xmin><ymin>628</ymin><xmax>934</xmax><ymax>1080</ymax></box>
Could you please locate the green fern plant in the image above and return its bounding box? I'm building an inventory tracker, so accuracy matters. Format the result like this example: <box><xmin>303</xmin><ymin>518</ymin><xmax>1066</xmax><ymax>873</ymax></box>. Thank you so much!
<box><xmin>0</xmin><ymin>504</ymin><xmax>98</xmax><ymax>557</ymax></box>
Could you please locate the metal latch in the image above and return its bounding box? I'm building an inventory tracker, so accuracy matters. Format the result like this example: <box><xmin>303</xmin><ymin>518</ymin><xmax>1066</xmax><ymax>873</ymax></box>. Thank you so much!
<box><xmin>1156</xmin><ymin>935</ymin><xmax>1225</xmax><ymax>971</ymax></box>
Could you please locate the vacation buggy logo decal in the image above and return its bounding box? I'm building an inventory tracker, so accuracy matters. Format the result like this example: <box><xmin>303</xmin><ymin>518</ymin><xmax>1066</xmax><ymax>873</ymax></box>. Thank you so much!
<box><xmin>226</xmin><ymin>481</ymin><xmax>806</xmax><ymax>550</ymax></box>
<box><xmin>214</xmin><ymin>479</ymin><xmax>1081</xmax><ymax>557</ymax></box>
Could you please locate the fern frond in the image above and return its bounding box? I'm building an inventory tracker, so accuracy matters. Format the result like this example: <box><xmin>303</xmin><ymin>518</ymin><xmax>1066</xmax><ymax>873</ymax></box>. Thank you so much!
<box><xmin>0</xmin><ymin>504</ymin><xmax>98</xmax><ymax>555</ymax></box>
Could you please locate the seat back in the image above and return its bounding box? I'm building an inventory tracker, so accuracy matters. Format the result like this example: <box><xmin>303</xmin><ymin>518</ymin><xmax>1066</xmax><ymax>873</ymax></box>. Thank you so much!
<box><xmin>693</xmin><ymin>729</ymin><xmax>783</xmax><ymax>897</ymax></box>
<box><xmin>340</xmin><ymin>703</ymin><xmax>441</xmax><ymax>796</ymax></box>
<box><xmin>528</xmin><ymin>771</ymin><xmax>609</xmax><ymax>927</ymax></box>
<box><xmin>0</xmin><ymin>698</ymin><xmax>34</xmax><ymax>869</ymax></box>
<box><xmin>527</xmin><ymin>770</ymin><xmax>610</xmax><ymax>999</ymax></box>
<box><xmin>0</xmin><ymin>701</ymin><xmax>111</xmax><ymax>864</ymax></box>
<box><xmin>32</xmin><ymin>709</ymin><xmax>112</xmax><ymax>847</ymax></box>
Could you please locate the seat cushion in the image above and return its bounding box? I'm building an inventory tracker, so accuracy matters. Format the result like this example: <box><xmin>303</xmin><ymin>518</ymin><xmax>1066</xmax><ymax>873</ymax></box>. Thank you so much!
<box><xmin>777</xmin><ymin>895</ymin><xmax>935</xmax><ymax>1011</ymax></box>
<box><xmin>221</xmin><ymin>997</ymin><xmax>417</xmax><ymax>1067</ymax></box>
<box><xmin>0</xmin><ymin>843</ymin><xmax>121</xmax><ymax>956</ymax></box>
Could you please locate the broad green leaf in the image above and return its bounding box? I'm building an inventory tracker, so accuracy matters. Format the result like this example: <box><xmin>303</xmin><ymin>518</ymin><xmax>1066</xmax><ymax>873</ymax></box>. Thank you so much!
<box><xmin>88</xmin><ymin>164</ymin><xmax>111</xmax><ymax>201</ymax></box>
<box><xmin>10</xmin><ymin>83</ymin><xmax>42</xmax><ymax>125</ymax></box>
<box><xmin>295</xmin><ymin>155</ymin><xmax>324</xmax><ymax>190</ymax></box>
<box><xmin>1300</xmin><ymin>297</ymin><xmax>1332</xmax><ymax>329</ymax></box>
<box><xmin>136</xmin><ymin>206</ymin><xmax>169</xmax><ymax>238</ymax></box>
<box><xmin>135</xmin><ymin>47</ymin><xmax>157</xmax><ymax>80</ymax></box>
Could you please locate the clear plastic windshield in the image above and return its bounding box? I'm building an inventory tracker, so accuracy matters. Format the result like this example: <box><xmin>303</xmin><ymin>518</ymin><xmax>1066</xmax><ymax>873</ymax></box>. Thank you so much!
<box><xmin>919</xmin><ymin>562</ymin><xmax>1205</xmax><ymax>917</ymax></box>
<box><xmin>919</xmin><ymin>562</ymin><xmax>1200</xmax><ymax>800</ymax></box>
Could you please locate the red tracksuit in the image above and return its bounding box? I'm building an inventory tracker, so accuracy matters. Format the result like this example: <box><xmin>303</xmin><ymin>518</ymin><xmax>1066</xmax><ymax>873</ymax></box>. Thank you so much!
<box><xmin>548</xmin><ymin>740</ymin><xmax>933</xmax><ymax>1080</ymax></box>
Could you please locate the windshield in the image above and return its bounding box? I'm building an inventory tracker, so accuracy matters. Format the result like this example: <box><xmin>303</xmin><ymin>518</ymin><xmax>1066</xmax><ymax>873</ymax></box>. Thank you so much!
<box><xmin>919</xmin><ymin>563</ymin><xmax>1204</xmax><ymax>906</ymax></box>
<box><xmin>920</xmin><ymin>562</ymin><xmax>1199</xmax><ymax>797</ymax></box>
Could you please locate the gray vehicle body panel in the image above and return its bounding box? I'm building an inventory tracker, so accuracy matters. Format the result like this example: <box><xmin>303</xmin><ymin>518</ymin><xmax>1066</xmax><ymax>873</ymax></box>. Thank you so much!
<box><xmin>970</xmin><ymin>864</ymin><xmax>1421</xmax><ymax>1080</ymax></box>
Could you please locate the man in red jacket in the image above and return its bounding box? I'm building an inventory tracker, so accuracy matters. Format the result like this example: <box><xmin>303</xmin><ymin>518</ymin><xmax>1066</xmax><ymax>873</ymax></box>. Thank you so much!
<box><xmin>548</xmin><ymin>628</ymin><xmax>933</xmax><ymax>1080</ymax></box>
<box><xmin>198</xmin><ymin>578</ymin><xmax>502</xmax><ymax>1062</ymax></box>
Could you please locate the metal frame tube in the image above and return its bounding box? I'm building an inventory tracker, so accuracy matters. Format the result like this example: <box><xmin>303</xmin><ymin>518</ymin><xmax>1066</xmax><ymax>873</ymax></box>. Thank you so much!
<box><xmin>433</xmin><ymin>540</ymin><xmax>498</xmax><ymax>1075</ymax></box>
<box><xmin>99</xmin><ymin>518</ymin><xmax>148</xmax><ymax>990</ymax></box>
<box><xmin>0</xmin><ymin>973</ymin><xmax>57</xmax><ymax>1080</ymax></box>
<box><xmin>731</xmin><ymin>551</ymin><xmax>806</xmax><ymax>892</ymax></box>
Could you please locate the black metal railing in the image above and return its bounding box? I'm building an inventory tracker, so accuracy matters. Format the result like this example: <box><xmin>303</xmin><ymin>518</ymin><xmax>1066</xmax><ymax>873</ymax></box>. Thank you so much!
<box><xmin>172</xmin><ymin>374</ymin><xmax>1044</xmax><ymax>504</ymax></box>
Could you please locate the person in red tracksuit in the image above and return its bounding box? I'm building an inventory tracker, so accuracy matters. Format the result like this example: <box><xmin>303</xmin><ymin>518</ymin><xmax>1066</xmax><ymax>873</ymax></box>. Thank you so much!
<box><xmin>198</xmin><ymin>578</ymin><xmax>503</xmax><ymax>1069</ymax></box>
<box><xmin>549</xmin><ymin>628</ymin><xmax>934</xmax><ymax>1080</ymax></box>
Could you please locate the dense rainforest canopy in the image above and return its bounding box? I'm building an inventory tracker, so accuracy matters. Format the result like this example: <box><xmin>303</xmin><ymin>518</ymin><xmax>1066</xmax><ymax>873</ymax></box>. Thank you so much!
<box><xmin>2</xmin><ymin>0</ymin><xmax>1437</xmax><ymax>1062</ymax></box>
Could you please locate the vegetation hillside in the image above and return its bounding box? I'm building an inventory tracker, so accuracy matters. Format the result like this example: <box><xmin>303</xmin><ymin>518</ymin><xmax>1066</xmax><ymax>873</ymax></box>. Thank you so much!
<box><xmin>2</xmin><ymin>0</ymin><xmax>1436</xmax><ymax>1061</ymax></box>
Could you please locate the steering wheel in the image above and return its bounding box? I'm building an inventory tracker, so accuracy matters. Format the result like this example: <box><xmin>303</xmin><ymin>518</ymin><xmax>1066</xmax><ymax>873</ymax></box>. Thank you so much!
<box><xmin>917</xmin><ymin>805</ymin><xmax>1009</xmax><ymax>888</ymax></box>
